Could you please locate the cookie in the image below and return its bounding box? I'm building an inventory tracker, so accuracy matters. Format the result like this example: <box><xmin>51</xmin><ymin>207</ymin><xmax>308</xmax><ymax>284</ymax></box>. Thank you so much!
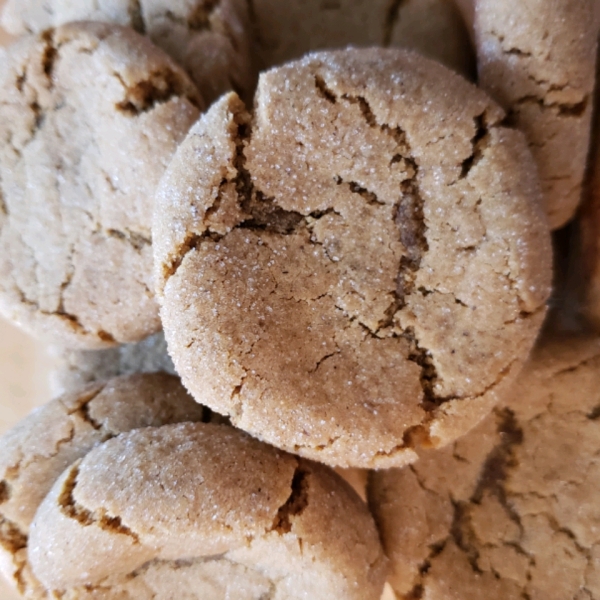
<box><xmin>1</xmin><ymin>0</ymin><xmax>256</xmax><ymax>105</ymax></box>
<box><xmin>474</xmin><ymin>0</ymin><xmax>597</xmax><ymax>229</ymax></box>
<box><xmin>368</xmin><ymin>334</ymin><xmax>600</xmax><ymax>600</ymax></box>
<box><xmin>0</xmin><ymin>372</ymin><xmax>208</xmax><ymax>597</ymax></box>
<box><xmin>27</xmin><ymin>421</ymin><xmax>387</xmax><ymax>599</ymax></box>
<box><xmin>251</xmin><ymin>0</ymin><xmax>474</xmax><ymax>77</ymax></box>
<box><xmin>154</xmin><ymin>48</ymin><xmax>552</xmax><ymax>468</ymax></box>
<box><xmin>49</xmin><ymin>331</ymin><xmax>176</xmax><ymax>396</ymax></box>
<box><xmin>0</xmin><ymin>23</ymin><xmax>201</xmax><ymax>348</ymax></box>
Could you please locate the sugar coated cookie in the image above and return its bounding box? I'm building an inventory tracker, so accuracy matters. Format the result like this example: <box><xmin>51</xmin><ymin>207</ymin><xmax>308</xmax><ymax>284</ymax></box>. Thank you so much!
<box><xmin>474</xmin><ymin>0</ymin><xmax>597</xmax><ymax>228</ymax></box>
<box><xmin>28</xmin><ymin>422</ymin><xmax>387</xmax><ymax>599</ymax></box>
<box><xmin>369</xmin><ymin>334</ymin><xmax>600</xmax><ymax>599</ymax></box>
<box><xmin>0</xmin><ymin>373</ymin><xmax>207</xmax><ymax>597</ymax></box>
<box><xmin>1</xmin><ymin>0</ymin><xmax>256</xmax><ymax>104</ymax></box>
<box><xmin>0</xmin><ymin>22</ymin><xmax>201</xmax><ymax>348</ymax></box>
<box><xmin>154</xmin><ymin>49</ymin><xmax>552</xmax><ymax>468</ymax></box>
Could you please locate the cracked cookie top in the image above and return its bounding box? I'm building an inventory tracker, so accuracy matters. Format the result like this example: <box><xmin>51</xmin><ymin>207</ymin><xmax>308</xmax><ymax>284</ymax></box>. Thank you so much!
<box><xmin>1</xmin><ymin>0</ymin><xmax>257</xmax><ymax>105</ymax></box>
<box><xmin>27</xmin><ymin>421</ymin><xmax>387</xmax><ymax>599</ymax></box>
<box><xmin>0</xmin><ymin>372</ymin><xmax>208</xmax><ymax>597</ymax></box>
<box><xmin>251</xmin><ymin>0</ymin><xmax>475</xmax><ymax>78</ymax></box>
<box><xmin>154</xmin><ymin>48</ymin><xmax>552</xmax><ymax>469</ymax></box>
<box><xmin>368</xmin><ymin>334</ymin><xmax>600</xmax><ymax>600</ymax></box>
<box><xmin>48</xmin><ymin>331</ymin><xmax>176</xmax><ymax>396</ymax></box>
<box><xmin>0</xmin><ymin>22</ymin><xmax>202</xmax><ymax>348</ymax></box>
<box><xmin>474</xmin><ymin>0</ymin><xmax>598</xmax><ymax>229</ymax></box>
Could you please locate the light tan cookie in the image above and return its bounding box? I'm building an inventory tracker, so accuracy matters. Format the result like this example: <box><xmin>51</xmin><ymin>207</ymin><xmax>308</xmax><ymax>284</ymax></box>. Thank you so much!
<box><xmin>0</xmin><ymin>372</ymin><xmax>208</xmax><ymax>597</ymax></box>
<box><xmin>49</xmin><ymin>331</ymin><xmax>176</xmax><ymax>396</ymax></box>
<box><xmin>368</xmin><ymin>334</ymin><xmax>600</xmax><ymax>600</ymax></box>
<box><xmin>154</xmin><ymin>48</ymin><xmax>552</xmax><ymax>469</ymax></box>
<box><xmin>251</xmin><ymin>0</ymin><xmax>474</xmax><ymax>77</ymax></box>
<box><xmin>474</xmin><ymin>0</ymin><xmax>598</xmax><ymax>229</ymax></box>
<box><xmin>1</xmin><ymin>0</ymin><xmax>255</xmax><ymax>105</ymax></box>
<box><xmin>27</xmin><ymin>421</ymin><xmax>387</xmax><ymax>599</ymax></box>
<box><xmin>0</xmin><ymin>23</ymin><xmax>201</xmax><ymax>348</ymax></box>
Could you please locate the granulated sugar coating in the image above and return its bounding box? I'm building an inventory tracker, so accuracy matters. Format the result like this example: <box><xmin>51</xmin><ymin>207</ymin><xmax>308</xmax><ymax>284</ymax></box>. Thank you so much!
<box><xmin>0</xmin><ymin>373</ymin><xmax>207</xmax><ymax>597</ymax></box>
<box><xmin>154</xmin><ymin>48</ymin><xmax>552</xmax><ymax>469</ymax></box>
<box><xmin>0</xmin><ymin>22</ymin><xmax>201</xmax><ymax>348</ymax></box>
<box><xmin>28</xmin><ymin>422</ymin><xmax>387</xmax><ymax>599</ymax></box>
<box><xmin>1</xmin><ymin>0</ymin><xmax>257</xmax><ymax>105</ymax></box>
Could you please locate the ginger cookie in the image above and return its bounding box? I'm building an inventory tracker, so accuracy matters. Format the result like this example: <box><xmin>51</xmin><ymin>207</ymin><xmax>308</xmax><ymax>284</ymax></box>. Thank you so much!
<box><xmin>1</xmin><ymin>0</ymin><xmax>256</xmax><ymax>104</ymax></box>
<box><xmin>154</xmin><ymin>48</ymin><xmax>552</xmax><ymax>468</ymax></box>
<box><xmin>27</xmin><ymin>422</ymin><xmax>387</xmax><ymax>599</ymax></box>
<box><xmin>0</xmin><ymin>373</ymin><xmax>208</xmax><ymax>597</ymax></box>
<box><xmin>49</xmin><ymin>331</ymin><xmax>176</xmax><ymax>396</ymax></box>
<box><xmin>0</xmin><ymin>22</ymin><xmax>201</xmax><ymax>348</ymax></box>
<box><xmin>474</xmin><ymin>0</ymin><xmax>597</xmax><ymax>228</ymax></box>
<box><xmin>251</xmin><ymin>0</ymin><xmax>474</xmax><ymax>77</ymax></box>
<box><xmin>368</xmin><ymin>334</ymin><xmax>600</xmax><ymax>600</ymax></box>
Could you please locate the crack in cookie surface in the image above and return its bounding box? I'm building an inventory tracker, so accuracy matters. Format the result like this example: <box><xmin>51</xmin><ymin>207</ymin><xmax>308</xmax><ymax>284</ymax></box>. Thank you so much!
<box><xmin>370</xmin><ymin>337</ymin><xmax>600</xmax><ymax>599</ymax></box>
<box><xmin>0</xmin><ymin>23</ymin><xmax>200</xmax><ymax>347</ymax></box>
<box><xmin>157</xmin><ymin>49</ymin><xmax>551</xmax><ymax>467</ymax></box>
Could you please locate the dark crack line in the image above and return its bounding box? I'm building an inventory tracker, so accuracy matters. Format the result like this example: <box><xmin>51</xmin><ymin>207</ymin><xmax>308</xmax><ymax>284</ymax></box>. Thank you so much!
<box><xmin>58</xmin><ymin>463</ymin><xmax>140</xmax><ymax>542</ymax></box>
<box><xmin>270</xmin><ymin>465</ymin><xmax>309</xmax><ymax>535</ymax></box>
<box><xmin>334</xmin><ymin>176</ymin><xmax>385</xmax><ymax>205</ymax></box>
<box><xmin>511</xmin><ymin>94</ymin><xmax>589</xmax><ymax>118</ymax></box>
<box><xmin>459</xmin><ymin>112</ymin><xmax>490</xmax><ymax>180</ymax></box>
<box><xmin>114</xmin><ymin>67</ymin><xmax>201</xmax><ymax>115</ymax></box>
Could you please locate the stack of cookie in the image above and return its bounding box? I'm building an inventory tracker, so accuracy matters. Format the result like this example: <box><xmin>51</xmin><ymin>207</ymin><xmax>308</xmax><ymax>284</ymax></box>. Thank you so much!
<box><xmin>0</xmin><ymin>0</ymin><xmax>598</xmax><ymax>598</ymax></box>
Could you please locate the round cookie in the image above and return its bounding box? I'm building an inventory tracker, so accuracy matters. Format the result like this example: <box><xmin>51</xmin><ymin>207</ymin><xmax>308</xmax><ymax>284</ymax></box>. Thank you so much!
<box><xmin>49</xmin><ymin>331</ymin><xmax>176</xmax><ymax>396</ymax></box>
<box><xmin>0</xmin><ymin>372</ymin><xmax>208</xmax><ymax>597</ymax></box>
<box><xmin>368</xmin><ymin>334</ymin><xmax>600</xmax><ymax>600</ymax></box>
<box><xmin>154</xmin><ymin>48</ymin><xmax>552</xmax><ymax>468</ymax></box>
<box><xmin>474</xmin><ymin>0</ymin><xmax>597</xmax><ymax>229</ymax></box>
<box><xmin>251</xmin><ymin>0</ymin><xmax>474</xmax><ymax>77</ymax></box>
<box><xmin>1</xmin><ymin>0</ymin><xmax>256</xmax><ymax>105</ymax></box>
<box><xmin>0</xmin><ymin>23</ymin><xmax>202</xmax><ymax>348</ymax></box>
<box><xmin>27</xmin><ymin>421</ymin><xmax>387</xmax><ymax>599</ymax></box>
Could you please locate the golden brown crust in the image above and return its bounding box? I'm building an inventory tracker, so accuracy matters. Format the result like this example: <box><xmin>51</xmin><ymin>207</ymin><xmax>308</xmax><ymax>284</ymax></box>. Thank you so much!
<box><xmin>369</xmin><ymin>334</ymin><xmax>600</xmax><ymax>599</ymax></box>
<box><xmin>0</xmin><ymin>23</ymin><xmax>201</xmax><ymax>348</ymax></box>
<box><xmin>154</xmin><ymin>48</ymin><xmax>551</xmax><ymax>469</ymax></box>
<box><xmin>474</xmin><ymin>0</ymin><xmax>598</xmax><ymax>229</ymax></box>
<box><xmin>28</xmin><ymin>422</ymin><xmax>387</xmax><ymax>599</ymax></box>
<box><xmin>0</xmin><ymin>373</ymin><xmax>207</xmax><ymax>597</ymax></box>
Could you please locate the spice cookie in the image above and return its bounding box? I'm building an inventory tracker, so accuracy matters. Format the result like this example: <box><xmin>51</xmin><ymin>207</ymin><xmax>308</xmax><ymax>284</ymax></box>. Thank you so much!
<box><xmin>1</xmin><ymin>0</ymin><xmax>256</xmax><ymax>105</ymax></box>
<box><xmin>0</xmin><ymin>372</ymin><xmax>208</xmax><ymax>597</ymax></box>
<box><xmin>251</xmin><ymin>0</ymin><xmax>474</xmax><ymax>77</ymax></box>
<box><xmin>154</xmin><ymin>48</ymin><xmax>552</xmax><ymax>468</ymax></box>
<box><xmin>474</xmin><ymin>0</ymin><xmax>597</xmax><ymax>229</ymax></box>
<box><xmin>49</xmin><ymin>331</ymin><xmax>176</xmax><ymax>396</ymax></box>
<box><xmin>368</xmin><ymin>334</ymin><xmax>600</xmax><ymax>600</ymax></box>
<box><xmin>27</xmin><ymin>421</ymin><xmax>387</xmax><ymax>599</ymax></box>
<box><xmin>0</xmin><ymin>22</ymin><xmax>201</xmax><ymax>348</ymax></box>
